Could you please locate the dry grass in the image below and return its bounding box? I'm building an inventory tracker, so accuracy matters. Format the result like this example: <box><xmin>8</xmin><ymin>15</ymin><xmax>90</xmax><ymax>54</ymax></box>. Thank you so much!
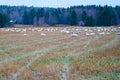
<box><xmin>0</xmin><ymin>27</ymin><xmax>120</xmax><ymax>80</ymax></box>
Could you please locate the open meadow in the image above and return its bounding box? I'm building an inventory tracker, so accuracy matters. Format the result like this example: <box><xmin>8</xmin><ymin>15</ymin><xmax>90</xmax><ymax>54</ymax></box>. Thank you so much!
<box><xmin>0</xmin><ymin>26</ymin><xmax>120</xmax><ymax>80</ymax></box>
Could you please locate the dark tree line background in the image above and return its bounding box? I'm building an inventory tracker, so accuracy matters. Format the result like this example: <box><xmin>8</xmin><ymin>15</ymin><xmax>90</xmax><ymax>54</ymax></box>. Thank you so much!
<box><xmin>0</xmin><ymin>13</ymin><xmax>9</xmax><ymax>27</ymax></box>
<box><xmin>0</xmin><ymin>5</ymin><xmax>120</xmax><ymax>27</ymax></box>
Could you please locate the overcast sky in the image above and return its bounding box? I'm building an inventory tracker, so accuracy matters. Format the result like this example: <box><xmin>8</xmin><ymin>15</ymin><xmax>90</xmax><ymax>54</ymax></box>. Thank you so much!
<box><xmin>0</xmin><ymin>0</ymin><xmax>120</xmax><ymax>8</ymax></box>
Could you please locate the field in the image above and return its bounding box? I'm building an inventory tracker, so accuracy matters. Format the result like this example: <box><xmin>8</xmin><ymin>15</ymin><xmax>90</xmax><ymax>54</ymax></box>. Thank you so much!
<box><xmin>0</xmin><ymin>26</ymin><xmax>120</xmax><ymax>80</ymax></box>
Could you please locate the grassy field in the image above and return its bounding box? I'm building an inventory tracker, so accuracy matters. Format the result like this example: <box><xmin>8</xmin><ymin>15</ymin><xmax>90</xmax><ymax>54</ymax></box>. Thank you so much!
<box><xmin>0</xmin><ymin>27</ymin><xmax>120</xmax><ymax>80</ymax></box>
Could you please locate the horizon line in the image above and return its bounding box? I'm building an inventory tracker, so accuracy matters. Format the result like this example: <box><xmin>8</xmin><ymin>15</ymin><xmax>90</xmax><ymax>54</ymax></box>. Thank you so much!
<box><xmin>0</xmin><ymin>4</ymin><xmax>119</xmax><ymax>8</ymax></box>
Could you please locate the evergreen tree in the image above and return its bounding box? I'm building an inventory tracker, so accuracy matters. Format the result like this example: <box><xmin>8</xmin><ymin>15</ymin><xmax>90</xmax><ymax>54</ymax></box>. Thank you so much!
<box><xmin>36</xmin><ymin>9</ymin><xmax>41</xmax><ymax>25</ymax></box>
<box><xmin>0</xmin><ymin>13</ymin><xmax>9</xmax><ymax>27</ymax></box>
<box><xmin>97</xmin><ymin>6</ymin><xmax>116</xmax><ymax>26</ymax></box>
<box><xmin>0</xmin><ymin>5</ymin><xmax>119</xmax><ymax>26</ymax></box>
<box><xmin>40</xmin><ymin>8</ymin><xmax>44</xmax><ymax>17</ymax></box>
<box><xmin>50</xmin><ymin>9</ymin><xmax>59</xmax><ymax>25</ymax></box>
<box><xmin>102</xmin><ymin>6</ymin><xmax>112</xmax><ymax>26</ymax></box>
<box><xmin>85</xmin><ymin>15</ymin><xmax>94</xmax><ymax>26</ymax></box>
<box><xmin>111</xmin><ymin>9</ymin><xmax>117</xmax><ymax>25</ymax></box>
<box><xmin>70</xmin><ymin>10</ymin><xmax>77</xmax><ymax>25</ymax></box>
<box><xmin>29</xmin><ymin>8</ymin><xmax>36</xmax><ymax>25</ymax></box>
<box><xmin>97</xmin><ymin>6</ymin><xmax>103</xmax><ymax>26</ymax></box>
<box><xmin>82</xmin><ymin>11</ymin><xmax>94</xmax><ymax>26</ymax></box>
<box><xmin>82</xmin><ymin>11</ymin><xmax>87</xmax><ymax>22</ymax></box>
<box><xmin>36</xmin><ymin>8</ymin><xmax>45</xmax><ymax>25</ymax></box>
<box><xmin>23</xmin><ymin>10</ymin><xmax>28</xmax><ymax>24</ymax></box>
<box><xmin>115</xmin><ymin>6</ymin><xmax>120</xmax><ymax>24</ymax></box>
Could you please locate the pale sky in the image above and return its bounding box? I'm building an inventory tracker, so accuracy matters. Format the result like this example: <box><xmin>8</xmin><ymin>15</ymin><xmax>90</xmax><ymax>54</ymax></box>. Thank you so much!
<box><xmin>0</xmin><ymin>0</ymin><xmax>120</xmax><ymax>8</ymax></box>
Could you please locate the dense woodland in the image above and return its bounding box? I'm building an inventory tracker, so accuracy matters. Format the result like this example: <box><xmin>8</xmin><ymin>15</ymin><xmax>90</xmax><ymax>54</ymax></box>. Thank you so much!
<box><xmin>0</xmin><ymin>5</ymin><xmax>120</xmax><ymax>27</ymax></box>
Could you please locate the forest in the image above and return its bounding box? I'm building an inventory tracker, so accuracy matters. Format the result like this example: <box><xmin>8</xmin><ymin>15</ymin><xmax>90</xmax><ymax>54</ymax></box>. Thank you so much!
<box><xmin>0</xmin><ymin>5</ymin><xmax>120</xmax><ymax>27</ymax></box>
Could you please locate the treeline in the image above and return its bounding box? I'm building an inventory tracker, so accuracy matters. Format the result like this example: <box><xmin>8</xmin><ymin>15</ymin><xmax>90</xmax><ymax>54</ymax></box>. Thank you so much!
<box><xmin>0</xmin><ymin>5</ymin><xmax>120</xmax><ymax>27</ymax></box>
<box><xmin>0</xmin><ymin>13</ymin><xmax>9</xmax><ymax>27</ymax></box>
